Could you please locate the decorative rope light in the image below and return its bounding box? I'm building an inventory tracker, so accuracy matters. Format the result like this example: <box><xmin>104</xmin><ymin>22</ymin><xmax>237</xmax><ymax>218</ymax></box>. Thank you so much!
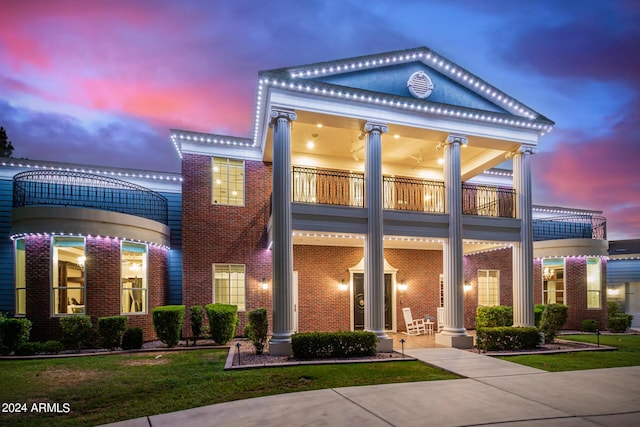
<box><xmin>10</xmin><ymin>232</ymin><xmax>170</xmax><ymax>250</ymax></box>
<box><xmin>1</xmin><ymin>162</ymin><xmax>182</xmax><ymax>182</ymax></box>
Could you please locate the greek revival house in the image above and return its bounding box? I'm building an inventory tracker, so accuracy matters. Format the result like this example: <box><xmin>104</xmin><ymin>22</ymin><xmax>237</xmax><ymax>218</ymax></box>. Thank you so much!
<box><xmin>1</xmin><ymin>47</ymin><xmax>613</xmax><ymax>350</ymax></box>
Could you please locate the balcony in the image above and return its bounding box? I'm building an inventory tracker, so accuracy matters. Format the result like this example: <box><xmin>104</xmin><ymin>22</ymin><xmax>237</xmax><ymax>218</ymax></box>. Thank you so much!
<box><xmin>291</xmin><ymin>166</ymin><xmax>515</xmax><ymax>218</ymax></box>
<box><xmin>533</xmin><ymin>215</ymin><xmax>607</xmax><ymax>241</ymax></box>
<box><xmin>13</xmin><ymin>170</ymin><xmax>169</xmax><ymax>225</ymax></box>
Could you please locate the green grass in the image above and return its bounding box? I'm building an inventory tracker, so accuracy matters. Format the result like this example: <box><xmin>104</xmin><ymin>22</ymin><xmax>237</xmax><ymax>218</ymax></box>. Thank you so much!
<box><xmin>0</xmin><ymin>350</ymin><xmax>458</xmax><ymax>426</ymax></box>
<box><xmin>497</xmin><ymin>334</ymin><xmax>640</xmax><ymax>372</ymax></box>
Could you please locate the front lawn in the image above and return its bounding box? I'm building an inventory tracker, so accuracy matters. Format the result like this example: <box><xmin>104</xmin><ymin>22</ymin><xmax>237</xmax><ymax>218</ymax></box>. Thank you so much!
<box><xmin>0</xmin><ymin>349</ymin><xmax>458</xmax><ymax>427</ymax></box>
<box><xmin>497</xmin><ymin>334</ymin><xmax>640</xmax><ymax>372</ymax></box>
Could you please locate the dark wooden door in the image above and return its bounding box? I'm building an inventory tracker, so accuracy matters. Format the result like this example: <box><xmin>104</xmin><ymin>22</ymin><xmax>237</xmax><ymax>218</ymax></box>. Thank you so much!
<box><xmin>353</xmin><ymin>273</ymin><xmax>392</xmax><ymax>330</ymax></box>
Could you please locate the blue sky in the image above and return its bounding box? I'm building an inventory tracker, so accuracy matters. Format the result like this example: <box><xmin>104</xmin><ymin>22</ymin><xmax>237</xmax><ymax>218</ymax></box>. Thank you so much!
<box><xmin>1</xmin><ymin>0</ymin><xmax>638</xmax><ymax>238</ymax></box>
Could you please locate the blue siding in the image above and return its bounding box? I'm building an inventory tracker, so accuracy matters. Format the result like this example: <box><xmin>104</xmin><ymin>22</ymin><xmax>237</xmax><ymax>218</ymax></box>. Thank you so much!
<box><xmin>0</xmin><ymin>178</ymin><xmax>14</xmax><ymax>314</ymax></box>
<box><xmin>161</xmin><ymin>191</ymin><xmax>182</xmax><ymax>305</ymax></box>
<box><xmin>607</xmin><ymin>259</ymin><xmax>640</xmax><ymax>284</ymax></box>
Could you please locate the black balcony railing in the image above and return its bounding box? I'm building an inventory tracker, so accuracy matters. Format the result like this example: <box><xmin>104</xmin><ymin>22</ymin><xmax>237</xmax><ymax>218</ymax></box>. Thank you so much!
<box><xmin>292</xmin><ymin>166</ymin><xmax>365</xmax><ymax>207</ymax></box>
<box><xmin>383</xmin><ymin>175</ymin><xmax>444</xmax><ymax>213</ymax></box>
<box><xmin>533</xmin><ymin>215</ymin><xmax>607</xmax><ymax>241</ymax></box>
<box><xmin>13</xmin><ymin>170</ymin><xmax>169</xmax><ymax>225</ymax></box>
<box><xmin>462</xmin><ymin>183</ymin><xmax>515</xmax><ymax>218</ymax></box>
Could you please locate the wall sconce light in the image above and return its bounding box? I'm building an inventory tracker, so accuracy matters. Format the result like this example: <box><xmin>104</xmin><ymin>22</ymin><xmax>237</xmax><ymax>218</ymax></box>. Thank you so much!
<box><xmin>261</xmin><ymin>278</ymin><xmax>269</xmax><ymax>290</ymax></box>
<box><xmin>398</xmin><ymin>280</ymin><xmax>408</xmax><ymax>292</ymax></box>
<box><xmin>606</xmin><ymin>288</ymin><xmax>620</xmax><ymax>297</ymax></box>
<box><xmin>339</xmin><ymin>279</ymin><xmax>348</xmax><ymax>291</ymax></box>
<box><xmin>463</xmin><ymin>281</ymin><xmax>472</xmax><ymax>292</ymax></box>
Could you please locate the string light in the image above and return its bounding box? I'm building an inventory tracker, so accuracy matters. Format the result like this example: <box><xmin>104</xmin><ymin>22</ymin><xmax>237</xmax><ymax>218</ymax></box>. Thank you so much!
<box><xmin>10</xmin><ymin>232</ymin><xmax>169</xmax><ymax>250</ymax></box>
<box><xmin>1</xmin><ymin>162</ymin><xmax>182</xmax><ymax>182</ymax></box>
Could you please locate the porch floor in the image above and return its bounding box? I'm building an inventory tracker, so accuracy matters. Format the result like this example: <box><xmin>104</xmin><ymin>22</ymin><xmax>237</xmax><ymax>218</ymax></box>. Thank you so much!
<box><xmin>388</xmin><ymin>331</ymin><xmax>476</xmax><ymax>350</ymax></box>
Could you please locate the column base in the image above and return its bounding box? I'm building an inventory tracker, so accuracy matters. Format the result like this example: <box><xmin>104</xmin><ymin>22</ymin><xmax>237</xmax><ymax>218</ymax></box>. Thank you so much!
<box><xmin>435</xmin><ymin>333</ymin><xmax>474</xmax><ymax>349</ymax></box>
<box><xmin>376</xmin><ymin>337</ymin><xmax>393</xmax><ymax>353</ymax></box>
<box><xmin>268</xmin><ymin>340</ymin><xmax>292</xmax><ymax>356</ymax></box>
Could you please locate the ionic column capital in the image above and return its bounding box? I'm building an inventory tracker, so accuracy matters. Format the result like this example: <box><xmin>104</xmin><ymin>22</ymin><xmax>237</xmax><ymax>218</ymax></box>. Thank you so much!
<box><xmin>269</xmin><ymin>108</ymin><xmax>297</xmax><ymax>127</ymax></box>
<box><xmin>363</xmin><ymin>121</ymin><xmax>389</xmax><ymax>135</ymax></box>
<box><xmin>437</xmin><ymin>133</ymin><xmax>468</xmax><ymax>150</ymax></box>
<box><xmin>506</xmin><ymin>145</ymin><xmax>537</xmax><ymax>159</ymax></box>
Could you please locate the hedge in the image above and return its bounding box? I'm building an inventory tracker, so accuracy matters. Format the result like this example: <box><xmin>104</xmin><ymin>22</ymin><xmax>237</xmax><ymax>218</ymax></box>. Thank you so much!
<box><xmin>152</xmin><ymin>305</ymin><xmax>185</xmax><ymax>347</ymax></box>
<box><xmin>121</xmin><ymin>327</ymin><xmax>144</xmax><ymax>350</ymax></box>
<box><xmin>190</xmin><ymin>305</ymin><xmax>204</xmax><ymax>345</ymax></box>
<box><xmin>205</xmin><ymin>303</ymin><xmax>238</xmax><ymax>345</ymax></box>
<box><xmin>0</xmin><ymin>317</ymin><xmax>32</xmax><ymax>355</ymax></box>
<box><xmin>608</xmin><ymin>314</ymin><xmax>633</xmax><ymax>333</ymax></box>
<box><xmin>539</xmin><ymin>304</ymin><xmax>569</xmax><ymax>343</ymax></box>
<box><xmin>476</xmin><ymin>305</ymin><xmax>513</xmax><ymax>328</ymax></box>
<box><xmin>475</xmin><ymin>327</ymin><xmax>540</xmax><ymax>351</ymax></box>
<box><xmin>291</xmin><ymin>331</ymin><xmax>378</xmax><ymax>359</ymax></box>
<box><xmin>59</xmin><ymin>315</ymin><xmax>95</xmax><ymax>351</ymax></box>
<box><xmin>581</xmin><ymin>319</ymin><xmax>599</xmax><ymax>333</ymax></box>
<box><xmin>244</xmin><ymin>308</ymin><xmax>268</xmax><ymax>355</ymax></box>
<box><xmin>534</xmin><ymin>304</ymin><xmax>546</xmax><ymax>327</ymax></box>
<box><xmin>98</xmin><ymin>316</ymin><xmax>128</xmax><ymax>350</ymax></box>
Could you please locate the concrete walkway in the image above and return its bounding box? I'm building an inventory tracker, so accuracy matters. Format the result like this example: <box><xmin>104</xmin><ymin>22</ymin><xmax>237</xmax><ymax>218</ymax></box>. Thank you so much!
<box><xmin>104</xmin><ymin>349</ymin><xmax>640</xmax><ymax>427</ymax></box>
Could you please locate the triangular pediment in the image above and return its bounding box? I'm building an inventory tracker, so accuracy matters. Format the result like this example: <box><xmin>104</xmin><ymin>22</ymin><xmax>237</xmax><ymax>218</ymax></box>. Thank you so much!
<box><xmin>261</xmin><ymin>47</ymin><xmax>553</xmax><ymax>123</ymax></box>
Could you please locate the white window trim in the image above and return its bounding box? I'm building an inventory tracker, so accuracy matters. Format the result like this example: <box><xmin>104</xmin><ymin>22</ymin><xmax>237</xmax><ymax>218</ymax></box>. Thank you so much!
<box><xmin>14</xmin><ymin>238</ymin><xmax>26</xmax><ymax>317</ymax></box>
<box><xmin>586</xmin><ymin>257</ymin><xmax>602</xmax><ymax>310</ymax></box>
<box><xmin>51</xmin><ymin>236</ymin><xmax>86</xmax><ymax>317</ymax></box>
<box><xmin>212</xmin><ymin>157</ymin><xmax>245</xmax><ymax>207</ymax></box>
<box><xmin>120</xmin><ymin>241</ymin><xmax>149</xmax><ymax>315</ymax></box>
<box><xmin>477</xmin><ymin>269</ymin><xmax>500</xmax><ymax>307</ymax></box>
<box><xmin>542</xmin><ymin>258</ymin><xmax>565</xmax><ymax>305</ymax></box>
<box><xmin>212</xmin><ymin>263</ymin><xmax>246</xmax><ymax>311</ymax></box>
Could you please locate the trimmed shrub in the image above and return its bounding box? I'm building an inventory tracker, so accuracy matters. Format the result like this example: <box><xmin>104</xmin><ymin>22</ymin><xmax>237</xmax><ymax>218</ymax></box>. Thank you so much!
<box><xmin>0</xmin><ymin>318</ymin><xmax>32</xmax><ymax>355</ymax></box>
<box><xmin>476</xmin><ymin>305</ymin><xmax>513</xmax><ymax>328</ymax></box>
<box><xmin>42</xmin><ymin>340</ymin><xmax>64</xmax><ymax>354</ymax></box>
<box><xmin>607</xmin><ymin>301</ymin><xmax>621</xmax><ymax>318</ymax></box>
<box><xmin>534</xmin><ymin>304</ymin><xmax>546</xmax><ymax>327</ymax></box>
<box><xmin>475</xmin><ymin>327</ymin><xmax>540</xmax><ymax>351</ymax></box>
<box><xmin>291</xmin><ymin>331</ymin><xmax>378</xmax><ymax>359</ymax></box>
<box><xmin>121</xmin><ymin>327</ymin><xmax>144</xmax><ymax>350</ymax></box>
<box><xmin>16</xmin><ymin>341</ymin><xmax>42</xmax><ymax>356</ymax></box>
<box><xmin>581</xmin><ymin>319</ymin><xmax>599</xmax><ymax>333</ymax></box>
<box><xmin>608</xmin><ymin>314</ymin><xmax>633</xmax><ymax>333</ymax></box>
<box><xmin>205</xmin><ymin>303</ymin><xmax>238</xmax><ymax>345</ymax></box>
<box><xmin>98</xmin><ymin>316</ymin><xmax>128</xmax><ymax>350</ymax></box>
<box><xmin>152</xmin><ymin>305</ymin><xmax>185</xmax><ymax>347</ymax></box>
<box><xmin>244</xmin><ymin>308</ymin><xmax>268</xmax><ymax>355</ymax></box>
<box><xmin>59</xmin><ymin>316</ymin><xmax>95</xmax><ymax>351</ymax></box>
<box><xmin>190</xmin><ymin>305</ymin><xmax>204</xmax><ymax>345</ymax></box>
<box><xmin>539</xmin><ymin>304</ymin><xmax>569</xmax><ymax>343</ymax></box>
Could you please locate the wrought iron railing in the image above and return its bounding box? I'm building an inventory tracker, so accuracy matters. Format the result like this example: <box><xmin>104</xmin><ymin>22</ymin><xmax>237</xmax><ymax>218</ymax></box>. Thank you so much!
<box><xmin>533</xmin><ymin>215</ymin><xmax>607</xmax><ymax>241</ymax></box>
<box><xmin>462</xmin><ymin>183</ymin><xmax>515</xmax><ymax>218</ymax></box>
<box><xmin>383</xmin><ymin>176</ymin><xmax>444</xmax><ymax>213</ymax></box>
<box><xmin>292</xmin><ymin>166</ymin><xmax>364</xmax><ymax>207</ymax></box>
<box><xmin>13</xmin><ymin>170</ymin><xmax>169</xmax><ymax>225</ymax></box>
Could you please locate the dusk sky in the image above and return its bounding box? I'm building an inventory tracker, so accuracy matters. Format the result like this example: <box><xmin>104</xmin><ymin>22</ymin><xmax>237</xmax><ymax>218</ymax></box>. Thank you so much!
<box><xmin>1</xmin><ymin>0</ymin><xmax>638</xmax><ymax>239</ymax></box>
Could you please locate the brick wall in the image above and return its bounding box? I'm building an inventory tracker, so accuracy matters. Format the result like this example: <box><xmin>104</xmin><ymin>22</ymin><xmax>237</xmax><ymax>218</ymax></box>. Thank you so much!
<box><xmin>181</xmin><ymin>154</ymin><xmax>272</xmax><ymax>337</ymax></box>
<box><xmin>25</xmin><ymin>235</ymin><xmax>168</xmax><ymax>342</ymax></box>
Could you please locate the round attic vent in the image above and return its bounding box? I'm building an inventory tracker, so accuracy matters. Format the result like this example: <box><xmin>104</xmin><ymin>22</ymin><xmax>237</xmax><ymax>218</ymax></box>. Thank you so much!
<box><xmin>407</xmin><ymin>71</ymin><xmax>434</xmax><ymax>99</ymax></box>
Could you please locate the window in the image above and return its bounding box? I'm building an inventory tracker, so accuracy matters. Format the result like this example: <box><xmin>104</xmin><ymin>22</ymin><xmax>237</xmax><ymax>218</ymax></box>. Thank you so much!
<box><xmin>121</xmin><ymin>242</ymin><xmax>148</xmax><ymax>314</ymax></box>
<box><xmin>212</xmin><ymin>157</ymin><xmax>244</xmax><ymax>205</ymax></box>
<box><xmin>587</xmin><ymin>258</ymin><xmax>601</xmax><ymax>309</ymax></box>
<box><xmin>542</xmin><ymin>258</ymin><xmax>564</xmax><ymax>304</ymax></box>
<box><xmin>213</xmin><ymin>264</ymin><xmax>245</xmax><ymax>311</ymax></box>
<box><xmin>15</xmin><ymin>238</ymin><xmax>26</xmax><ymax>316</ymax></box>
<box><xmin>52</xmin><ymin>237</ymin><xmax>85</xmax><ymax>315</ymax></box>
<box><xmin>478</xmin><ymin>270</ymin><xmax>500</xmax><ymax>306</ymax></box>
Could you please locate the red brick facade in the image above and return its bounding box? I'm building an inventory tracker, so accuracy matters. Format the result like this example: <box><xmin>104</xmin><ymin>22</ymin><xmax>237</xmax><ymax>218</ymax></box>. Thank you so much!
<box><xmin>181</xmin><ymin>154</ymin><xmax>272</xmax><ymax>336</ymax></box>
<box><xmin>24</xmin><ymin>235</ymin><xmax>167</xmax><ymax>342</ymax></box>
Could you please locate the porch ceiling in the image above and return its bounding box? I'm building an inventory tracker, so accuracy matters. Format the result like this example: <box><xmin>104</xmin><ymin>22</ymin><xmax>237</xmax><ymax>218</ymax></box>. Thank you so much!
<box><xmin>292</xmin><ymin>231</ymin><xmax>510</xmax><ymax>254</ymax></box>
<box><xmin>264</xmin><ymin>110</ymin><xmax>519</xmax><ymax>181</ymax></box>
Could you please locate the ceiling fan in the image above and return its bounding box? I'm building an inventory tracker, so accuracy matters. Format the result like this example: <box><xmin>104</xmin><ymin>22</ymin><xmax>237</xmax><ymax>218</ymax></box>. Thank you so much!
<box><xmin>350</xmin><ymin>140</ymin><xmax>365</xmax><ymax>161</ymax></box>
<box><xmin>409</xmin><ymin>149</ymin><xmax>423</xmax><ymax>168</ymax></box>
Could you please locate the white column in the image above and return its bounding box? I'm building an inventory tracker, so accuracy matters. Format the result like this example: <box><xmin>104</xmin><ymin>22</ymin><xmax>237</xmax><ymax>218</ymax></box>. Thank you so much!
<box><xmin>436</xmin><ymin>134</ymin><xmax>473</xmax><ymax>349</ymax></box>
<box><xmin>511</xmin><ymin>146</ymin><xmax>536</xmax><ymax>326</ymax></box>
<box><xmin>363</xmin><ymin>121</ymin><xmax>392</xmax><ymax>352</ymax></box>
<box><xmin>269</xmin><ymin>108</ymin><xmax>296</xmax><ymax>356</ymax></box>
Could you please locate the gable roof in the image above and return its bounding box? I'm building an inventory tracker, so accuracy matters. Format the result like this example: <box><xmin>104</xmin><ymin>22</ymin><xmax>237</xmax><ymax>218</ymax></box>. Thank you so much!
<box><xmin>256</xmin><ymin>46</ymin><xmax>554</xmax><ymax>143</ymax></box>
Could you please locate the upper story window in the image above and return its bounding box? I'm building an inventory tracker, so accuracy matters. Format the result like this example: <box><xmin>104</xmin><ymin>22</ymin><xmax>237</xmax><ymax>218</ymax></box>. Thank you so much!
<box><xmin>15</xmin><ymin>238</ymin><xmax>26</xmax><ymax>316</ymax></box>
<box><xmin>121</xmin><ymin>242</ymin><xmax>148</xmax><ymax>314</ymax></box>
<box><xmin>542</xmin><ymin>258</ymin><xmax>564</xmax><ymax>304</ymax></box>
<box><xmin>52</xmin><ymin>237</ymin><xmax>85</xmax><ymax>315</ymax></box>
<box><xmin>212</xmin><ymin>157</ymin><xmax>244</xmax><ymax>206</ymax></box>
<box><xmin>586</xmin><ymin>257</ymin><xmax>602</xmax><ymax>309</ymax></box>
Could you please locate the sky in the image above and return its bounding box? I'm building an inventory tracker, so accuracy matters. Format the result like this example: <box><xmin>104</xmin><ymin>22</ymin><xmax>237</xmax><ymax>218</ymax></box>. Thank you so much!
<box><xmin>1</xmin><ymin>0</ymin><xmax>639</xmax><ymax>239</ymax></box>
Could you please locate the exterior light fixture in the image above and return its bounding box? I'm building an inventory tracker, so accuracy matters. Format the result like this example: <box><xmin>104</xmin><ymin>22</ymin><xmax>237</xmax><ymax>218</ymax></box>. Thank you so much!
<box><xmin>339</xmin><ymin>279</ymin><xmax>348</xmax><ymax>291</ymax></box>
<box><xmin>606</xmin><ymin>288</ymin><xmax>620</xmax><ymax>297</ymax></box>
<box><xmin>261</xmin><ymin>278</ymin><xmax>269</xmax><ymax>290</ymax></box>
<box><xmin>398</xmin><ymin>280</ymin><xmax>408</xmax><ymax>291</ymax></box>
<box><xmin>463</xmin><ymin>281</ymin><xmax>472</xmax><ymax>292</ymax></box>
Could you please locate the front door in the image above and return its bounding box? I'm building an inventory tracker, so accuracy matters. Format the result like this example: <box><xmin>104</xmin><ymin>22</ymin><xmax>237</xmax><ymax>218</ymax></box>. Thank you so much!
<box><xmin>353</xmin><ymin>273</ymin><xmax>392</xmax><ymax>330</ymax></box>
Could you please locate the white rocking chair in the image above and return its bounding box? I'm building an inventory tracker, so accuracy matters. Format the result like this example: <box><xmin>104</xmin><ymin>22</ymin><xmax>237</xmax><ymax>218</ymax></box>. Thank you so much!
<box><xmin>402</xmin><ymin>307</ymin><xmax>427</xmax><ymax>335</ymax></box>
